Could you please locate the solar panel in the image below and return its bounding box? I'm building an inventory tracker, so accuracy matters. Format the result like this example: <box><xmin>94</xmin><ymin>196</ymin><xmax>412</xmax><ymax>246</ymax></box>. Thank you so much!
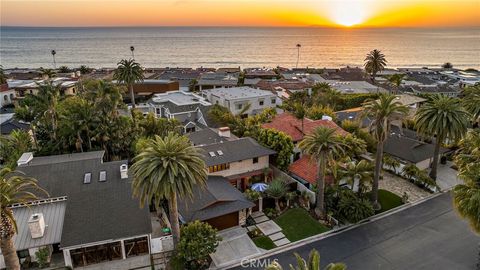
<box><xmin>83</xmin><ymin>173</ymin><xmax>91</xmax><ymax>184</ymax></box>
<box><xmin>99</xmin><ymin>171</ymin><xmax>106</xmax><ymax>182</ymax></box>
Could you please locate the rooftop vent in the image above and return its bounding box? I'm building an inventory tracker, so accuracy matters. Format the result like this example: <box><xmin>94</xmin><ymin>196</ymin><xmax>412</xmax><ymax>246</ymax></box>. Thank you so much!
<box><xmin>84</xmin><ymin>173</ymin><xmax>91</xmax><ymax>184</ymax></box>
<box><xmin>28</xmin><ymin>213</ymin><xmax>45</xmax><ymax>239</ymax></box>
<box><xmin>17</xmin><ymin>152</ymin><xmax>34</xmax><ymax>166</ymax></box>
<box><xmin>99</xmin><ymin>171</ymin><xmax>106</xmax><ymax>182</ymax></box>
<box><xmin>218</xmin><ymin>127</ymin><xmax>231</xmax><ymax>138</ymax></box>
<box><xmin>120</xmin><ymin>164</ymin><xmax>128</xmax><ymax>179</ymax></box>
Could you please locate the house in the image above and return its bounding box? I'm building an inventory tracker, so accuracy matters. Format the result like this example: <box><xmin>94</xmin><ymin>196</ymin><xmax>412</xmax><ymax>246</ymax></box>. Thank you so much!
<box><xmin>187</xmin><ymin>128</ymin><xmax>276</xmax><ymax>191</ymax></box>
<box><xmin>5</xmin><ymin>151</ymin><xmax>152</xmax><ymax>269</ymax></box>
<box><xmin>280</xmin><ymin>72</ymin><xmax>325</xmax><ymax>84</ymax></box>
<box><xmin>155</xmin><ymin>68</ymin><xmax>203</xmax><ymax>91</ymax></box>
<box><xmin>335</xmin><ymin>107</ymin><xmax>372</xmax><ymax>128</ymax></box>
<box><xmin>177</xmin><ymin>176</ymin><xmax>254</xmax><ymax>230</ymax></box>
<box><xmin>321</xmin><ymin>67</ymin><xmax>367</xmax><ymax>81</ymax></box>
<box><xmin>288</xmin><ymin>155</ymin><xmax>335</xmax><ymax>189</ymax></box>
<box><xmin>8</xmin><ymin>78</ymin><xmax>79</xmax><ymax>98</ymax></box>
<box><xmin>327</xmin><ymin>80</ymin><xmax>385</xmax><ymax>94</ymax></box>
<box><xmin>254</xmin><ymin>79</ymin><xmax>313</xmax><ymax>95</ymax></box>
<box><xmin>131</xmin><ymin>80</ymin><xmax>179</xmax><ymax>96</ymax></box>
<box><xmin>1</xmin><ymin>83</ymin><xmax>15</xmax><ymax>107</ymax></box>
<box><xmin>202</xmin><ymin>86</ymin><xmax>279</xmax><ymax>117</ymax></box>
<box><xmin>138</xmin><ymin>91</ymin><xmax>214</xmax><ymax>132</ymax></box>
<box><xmin>197</xmin><ymin>71</ymin><xmax>239</xmax><ymax>90</ymax></box>
<box><xmin>244</xmin><ymin>68</ymin><xmax>277</xmax><ymax>79</ymax></box>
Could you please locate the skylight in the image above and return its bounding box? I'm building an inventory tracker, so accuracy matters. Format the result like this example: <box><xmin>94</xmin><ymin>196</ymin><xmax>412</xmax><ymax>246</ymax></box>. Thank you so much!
<box><xmin>217</xmin><ymin>150</ymin><xmax>224</xmax><ymax>156</ymax></box>
<box><xmin>209</xmin><ymin>151</ymin><xmax>216</xmax><ymax>157</ymax></box>
<box><xmin>83</xmin><ymin>173</ymin><xmax>91</xmax><ymax>184</ymax></box>
<box><xmin>99</xmin><ymin>171</ymin><xmax>106</xmax><ymax>182</ymax></box>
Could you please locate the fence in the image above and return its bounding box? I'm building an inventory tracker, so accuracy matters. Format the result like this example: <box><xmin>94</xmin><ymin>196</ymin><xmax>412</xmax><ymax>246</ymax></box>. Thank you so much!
<box><xmin>270</xmin><ymin>165</ymin><xmax>316</xmax><ymax>204</ymax></box>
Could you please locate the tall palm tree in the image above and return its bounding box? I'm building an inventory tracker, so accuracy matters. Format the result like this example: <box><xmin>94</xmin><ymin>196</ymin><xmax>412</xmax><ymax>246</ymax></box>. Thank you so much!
<box><xmin>298</xmin><ymin>127</ymin><xmax>347</xmax><ymax>218</ymax></box>
<box><xmin>387</xmin><ymin>74</ymin><xmax>405</xmax><ymax>94</ymax></box>
<box><xmin>340</xmin><ymin>158</ymin><xmax>373</xmax><ymax>194</ymax></box>
<box><xmin>130</xmin><ymin>46</ymin><xmax>135</xmax><ymax>59</ymax></box>
<box><xmin>364</xmin><ymin>49</ymin><xmax>387</xmax><ymax>84</ymax></box>
<box><xmin>383</xmin><ymin>154</ymin><xmax>400</xmax><ymax>174</ymax></box>
<box><xmin>414</xmin><ymin>95</ymin><xmax>470</xmax><ymax>180</ymax></box>
<box><xmin>39</xmin><ymin>68</ymin><xmax>56</xmax><ymax>80</ymax></box>
<box><xmin>51</xmin><ymin>49</ymin><xmax>56</xmax><ymax>69</ymax></box>
<box><xmin>131</xmin><ymin>133</ymin><xmax>207</xmax><ymax>247</ymax></box>
<box><xmin>29</xmin><ymin>82</ymin><xmax>61</xmax><ymax>140</ymax></box>
<box><xmin>296</xmin><ymin>44</ymin><xmax>301</xmax><ymax>68</ymax></box>
<box><xmin>363</xmin><ymin>94</ymin><xmax>408</xmax><ymax>209</ymax></box>
<box><xmin>113</xmin><ymin>59</ymin><xmax>144</xmax><ymax>108</ymax></box>
<box><xmin>266</xmin><ymin>179</ymin><xmax>287</xmax><ymax>212</ymax></box>
<box><xmin>462</xmin><ymin>85</ymin><xmax>480</xmax><ymax>124</ymax></box>
<box><xmin>293</xmin><ymin>102</ymin><xmax>306</xmax><ymax>135</ymax></box>
<box><xmin>265</xmin><ymin>249</ymin><xmax>346</xmax><ymax>270</ymax></box>
<box><xmin>0</xmin><ymin>168</ymin><xmax>48</xmax><ymax>270</ymax></box>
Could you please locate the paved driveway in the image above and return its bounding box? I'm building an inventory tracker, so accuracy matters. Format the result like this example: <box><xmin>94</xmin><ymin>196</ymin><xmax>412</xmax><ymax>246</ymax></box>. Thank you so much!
<box><xmin>210</xmin><ymin>227</ymin><xmax>261</xmax><ymax>268</ymax></box>
<box><xmin>435</xmin><ymin>161</ymin><xmax>463</xmax><ymax>191</ymax></box>
<box><xmin>228</xmin><ymin>192</ymin><xmax>479</xmax><ymax>270</ymax></box>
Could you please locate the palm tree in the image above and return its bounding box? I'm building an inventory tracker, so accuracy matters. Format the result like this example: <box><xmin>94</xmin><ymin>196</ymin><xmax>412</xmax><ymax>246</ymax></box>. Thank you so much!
<box><xmin>296</xmin><ymin>44</ymin><xmax>301</xmax><ymax>68</ymax></box>
<box><xmin>0</xmin><ymin>130</ymin><xmax>33</xmax><ymax>169</ymax></box>
<box><xmin>340</xmin><ymin>158</ymin><xmax>373</xmax><ymax>194</ymax></box>
<box><xmin>363</xmin><ymin>94</ymin><xmax>408</xmax><ymax>209</ymax></box>
<box><xmin>266</xmin><ymin>179</ymin><xmax>287</xmax><ymax>212</ymax></box>
<box><xmin>265</xmin><ymin>249</ymin><xmax>346</xmax><ymax>270</ymax></box>
<box><xmin>383</xmin><ymin>154</ymin><xmax>400</xmax><ymax>174</ymax></box>
<box><xmin>29</xmin><ymin>82</ymin><xmax>61</xmax><ymax>140</ymax></box>
<box><xmin>293</xmin><ymin>102</ymin><xmax>306</xmax><ymax>135</ymax></box>
<box><xmin>462</xmin><ymin>85</ymin><xmax>480</xmax><ymax>123</ymax></box>
<box><xmin>387</xmin><ymin>74</ymin><xmax>405</xmax><ymax>94</ymax></box>
<box><xmin>414</xmin><ymin>95</ymin><xmax>470</xmax><ymax>180</ymax></box>
<box><xmin>39</xmin><ymin>68</ymin><xmax>56</xmax><ymax>80</ymax></box>
<box><xmin>130</xmin><ymin>46</ymin><xmax>135</xmax><ymax>59</ymax></box>
<box><xmin>298</xmin><ymin>127</ymin><xmax>347</xmax><ymax>218</ymax></box>
<box><xmin>442</xmin><ymin>62</ymin><xmax>453</xmax><ymax>69</ymax></box>
<box><xmin>131</xmin><ymin>133</ymin><xmax>207</xmax><ymax>247</ymax></box>
<box><xmin>79</xmin><ymin>65</ymin><xmax>92</xmax><ymax>75</ymax></box>
<box><xmin>402</xmin><ymin>163</ymin><xmax>421</xmax><ymax>182</ymax></box>
<box><xmin>364</xmin><ymin>49</ymin><xmax>387</xmax><ymax>84</ymax></box>
<box><xmin>0</xmin><ymin>168</ymin><xmax>48</xmax><ymax>270</ymax></box>
<box><xmin>113</xmin><ymin>59</ymin><xmax>144</xmax><ymax>108</ymax></box>
<box><xmin>51</xmin><ymin>49</ymin><xmax>56</xmax><ymax>69</ymax></box>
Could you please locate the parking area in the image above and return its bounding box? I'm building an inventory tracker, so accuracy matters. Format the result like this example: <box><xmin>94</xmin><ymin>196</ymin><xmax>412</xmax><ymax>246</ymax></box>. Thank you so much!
<box><xmin>210</xmin><ymin>227</ymin><xmax>261</xmax><ymax>268</ymax></box>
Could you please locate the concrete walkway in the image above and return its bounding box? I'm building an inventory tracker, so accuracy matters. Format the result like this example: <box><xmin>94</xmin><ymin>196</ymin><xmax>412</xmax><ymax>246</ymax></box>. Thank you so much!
<box><xmin>250</xmin><ymin>212</ymin><xmax>291</xmax><ymax>247</ymax></box>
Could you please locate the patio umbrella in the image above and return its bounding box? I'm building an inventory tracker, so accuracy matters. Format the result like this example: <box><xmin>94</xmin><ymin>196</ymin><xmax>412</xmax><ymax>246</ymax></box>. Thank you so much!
<box><xmin>251</xmin><ymin>183</ymin><xmax>269</xmax><ymax>192</ymax></box>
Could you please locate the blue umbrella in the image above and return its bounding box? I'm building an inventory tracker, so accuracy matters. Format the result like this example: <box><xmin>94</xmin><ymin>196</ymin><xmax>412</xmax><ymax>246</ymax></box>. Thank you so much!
<box><xmin>251</xmin><ymin>183</ymin><xmax>269</xmax><ymax>192</ymax></box>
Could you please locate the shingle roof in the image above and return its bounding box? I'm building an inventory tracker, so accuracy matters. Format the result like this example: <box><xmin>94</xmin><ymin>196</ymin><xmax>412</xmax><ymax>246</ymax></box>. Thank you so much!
<box><xmin>18</xmin><ymin>153</ymin><xmax>151</xmax><ymax>248</ymax></box>
<box><xmin>0</xmin><ymin>118</ymin><xmax>30</xmax><ymax>135</ymax></box>
<box><xmin>198</xmin><ymin>137</ymin><xmax>276</xmax><ymax>166</ymax></box>
<box><xmin>262</xmin><ymin>113</ymin><xmax>348</xmax><ymax>142</ymax></box>
<box><xmin>186</xmin><ymin>128</ymin><xmax>223</xmax><ymax>146</ymax></box>
<box><xmin>177</xmin><ymin>176</ymin><xmax>254</xmax><ymax>222</ymax></box>
<box><xmin>384</xmin><ymin>134</ymin><xmax>449</xmax><ymax>163</ymax></box>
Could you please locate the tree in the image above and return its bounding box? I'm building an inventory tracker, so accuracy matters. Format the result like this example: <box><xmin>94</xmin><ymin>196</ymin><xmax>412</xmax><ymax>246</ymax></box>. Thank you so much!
<box><xmin>442</xmin><ymin>62</ymin><xmax>453</xmax><ymax>69</ymax></box>
<box><xmin>296</xmin><ymin>44</ymin><xmax>301</xmax><ymax>68</ymax></box>
<box><xmin>461</xmin><ymin>85</ymin><xmax>480</xmax><ymax>123</ymax></box>
<box><xmin>387</xmin><ymin>74</ymin><xmax>405</xmax><ymax>94</ymax></box>
<box><xmin>383</xmin><ymin>154</ymin><xmax>400</xmax><ymax>174</ymax></box>
<box><xmin>414</xmin><ymin>95</ymin><xmax>470</xmax><ymax>180</ymax></box>
<box><xmin>453</xmin><ymin>129</ymin><xmax>480</xmax><ymax>233</ymax></box>
<box><xmin>402</xmin><ymin>163</ymin><xmax>421</xmax><ymax>182</ymax></box>
<box><xmin>266</xmin><ymin>179</ymin><xmax>287</xmax><ymax>212</ymax></box>
<box><xmin>174</xmin><ymin>221</ymin><xmax>221</xmax><ymax>270</ymax></box>
<box><xmin>131</xmin><ymin>133</ymin><xmax>207</xmax><ymax>247</ymax></box>
<box><xmin>298</xmin><ymin>127</ymin><xmax>347</xmax><ymax>218</ymax></box>
<box><xmin>293</xmin><ymin>102</ymin><xmax>306</xmax><ymax>135</ymax></box>
<box><xmin>39</xmin><ymin>68</ymin><xmax>56</xmax><ymax>80</ymax></box>
<box><xmin>339</xmin><ymin>158</ymin><xmax>373</xmax><ymax>195</ymax></box>
<box><xmin>58</xmin><ymin>66</ymin><xmax>70</xmax><ymax>73</ymax></box>
<box><xmin>58</xmin><ymin>97</ymin><xmax>95</xmax><ymax>151</ymax></box>
<box><xmin>337</xmin><ymin>191</ymin><xmax>374</xmax><ymax>223</ymax></box>
<box><xmin>113</xmin><ymin>59</ymin><xmax>144</xmax><ymax>108</ymax></box>
<box><xmin>362</xmin><ymin>94</ymin><xmax>408</xmax><ymax>209</ymax></box>
<box><xmin>138</xmin><ymin>113</ymin><xmax>182</xmax><ymax>138</ymax></box>
<box><xmin>265</xmin><ymin>249</ymin><xmax>346</xmax><ymax>270</ymax></box>
<box><xmin>256</xmin><ymin>128</ymin><xmax>294</xmax><ymax>170</ymax></box>
<box><xmin>0</xmin><ymin>168</ymin><xmax>48</xmax><ymax>270</ymax></box>
<box><xmin>338</xmin><ymin>134</ymin><xmax>367</xmax><ymax>158</ymax></box>
<box><xmin>79</xmin><ymin>65</ymin><xmax>92</xmax><ymax>75</ymax></box>
<box><xmin>0</xmin><ymin>65</ymin><xmax>6</xmax><ymax>84</ymax></box>
<box><xmin>364</xmin><ymin>49</ymin><xmax>387</xmax><ymax>84</ymax></box>
<box><xmin>0</xmin><ymin>130</ymin><xmax>33</xmax><ymax>169</ymax></box>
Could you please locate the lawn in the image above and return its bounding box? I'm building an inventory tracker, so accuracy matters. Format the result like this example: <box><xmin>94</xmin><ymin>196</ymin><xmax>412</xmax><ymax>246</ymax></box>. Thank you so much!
<box><xmin>274</xmin><ymin>208</ymin><xmax>330</xmax><ymax>242</ymax></box>
<box><xmin>377</xmin><ymin>189</ymin><xmax>403</xmax><ymax>213</ymax></box>
<box><xmin>252</xmin><ymin>236</ymin><xmax>276</xmax><ymax>250</ymax></box>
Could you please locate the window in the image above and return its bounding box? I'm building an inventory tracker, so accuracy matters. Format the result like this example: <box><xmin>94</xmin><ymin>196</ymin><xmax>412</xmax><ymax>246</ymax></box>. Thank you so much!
<box><xmin>17</xmin><ymin>250</ymin><xmax>29</xmax><ymax>259</ymax></box>
<box><xmin>124</xmin><ymin>237</ymin><xmax>149</xmax><ymax>258</ymax></box>
<box><xmin>236</xmin><ymin>104</ymin><xmax>243</xmax><ymax>110</ymax></box>
<box><xmin>271</xmin><ymin>98</ymin><xmax>276</xmax><ymax>104</ymax></box>
<box><xmin>217</xmin><ymin>150</ymin><xmax>224</xmax><ymax>156</ymax></box>
<box><xmin>259</xmin><ymin>100</ymin><xmax>264</xmax><ymax>106</ymax></box>
<box><xmin>186</xmin><ymin>126</ymin><xmax>195</xmax><ymax>133</ymax></box>
<box><xmin>3</xmin><ymin>96</ymin><xmax>7</xmax><ymax>101</ymax></box>
<box><xmin>83</xmin><ymin>173</ymin><xmax>91</xmax><ymax>184</ymax></box>
<box><xmin>208</xmin><ymin>163</ymin><xmax>230</xmax><ymax>173</ymax></box>
<box><xmin>253</xmin><ymin>157</ymin><xmax>259</xmax><ymax>164</ymax></box>
<box><xmin>99</xmin><ymin>171</ymin><xmax>106</xmax><ymax>182</ymax></box>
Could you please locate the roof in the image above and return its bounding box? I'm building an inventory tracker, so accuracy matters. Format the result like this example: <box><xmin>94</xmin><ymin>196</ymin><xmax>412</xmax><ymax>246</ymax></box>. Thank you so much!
<box><xmin>255</xmin><ymin>79</ymin><xmax>313</xmax><ymax>92</ymax></box>
<box><xmin>0</xmin><ymin>118</ymin><xmax>30</xmax><ymax>135</ymax></box>
<box><xmin>328</xmin><ymin>80</ymin><xmax>382</xmax><ymax>94</ymax></box>
<box><xmin>150</xmin><ymin>91</ymin><xmax>211</xmax><ymax>106</ymax></box>
<box><xmin>198</xmin><ymin>72</ymin><xmax>239</xmax><ymax>86</ymax></box>
<box><xmin>186</xmin><ymin>128</ymin><xmax>224</xmax><ymax>146</ymax></box>
<box><xmin>18</xmin><ymin>152</ymin><xmax>151</xmax><ymax>248</ymax></box>
<box><xmin>198</xmin><ymin>137</ymin><xmax>276</xmax><ymax>166</ymax></box>
<box><xmin>178</xmin><ymin>176</ymin><xmax>254</xmax><ymax>222</ymax></box>
<box><xmin>391</xmin><ymin>94</ymin><xmax>426</xmax><ymax>106</ymax></box>
<box><xmin>262</xmin><ymin>113</ymin><xmax>348</xmax><ymax>142</ymax></box>
<box><xmin>288</xmin><ymin>155</ymin><xmax>334</xmax><ymax>186</ymax></box>
<box><xmin>335</xmin><ymin>107</ymin><xmax>372</xmax><ymax>128</ymax></box>
<box><xmin>204</xmin><ymin>86</ymin><xmax>275</xmax><ymax>100</ymax></box>
<box><xmin>4</xmin><ymin>199</ymin><xmax>66</xmax><ymax>253</ymax></box>
<box><xmin>384</xmin><ymin>134</ymin><xmax>449</xmax><ymax>163</ymax></box>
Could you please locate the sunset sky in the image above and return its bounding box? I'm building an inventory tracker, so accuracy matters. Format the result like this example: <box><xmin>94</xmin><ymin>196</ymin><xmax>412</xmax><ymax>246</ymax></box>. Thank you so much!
<box><xmin>1</xmin><ymin>0</ymin><xmax>479</xmax><ymax>27</ymax></box>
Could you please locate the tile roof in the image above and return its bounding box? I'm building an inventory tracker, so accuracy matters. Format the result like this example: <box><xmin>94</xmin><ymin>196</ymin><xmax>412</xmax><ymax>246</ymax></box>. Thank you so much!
<box><xmin>288</xmin><ymin>155</ymin><xmax>334</xmax><ymax>186</ymax></box>
<box><xmin>178</xmin><ymin>176</ymin><xmax>254</xmax><ymax>222</ymax></box>
<box><xmin>261</xmin><ymin>113</ymin><xmax>348</xmax><ymax>142</ymax></box>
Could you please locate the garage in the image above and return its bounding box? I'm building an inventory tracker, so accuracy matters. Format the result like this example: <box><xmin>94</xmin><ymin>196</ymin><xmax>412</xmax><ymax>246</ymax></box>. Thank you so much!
<box><xmin>205</xmin><ymin>211</ymin><xmax>239</xmax><ymax>230</ymax></box>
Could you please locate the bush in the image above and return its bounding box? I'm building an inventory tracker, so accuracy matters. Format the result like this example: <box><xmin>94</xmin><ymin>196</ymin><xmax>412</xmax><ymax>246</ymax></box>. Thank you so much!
<box><xmin>341</xmin><ymin>119</ymin><xmax>361</xmax><ymax>133</ymax></box>
<box><xmin>35</xmin><ymin>247</ymin><xmax>49</xmax><ymax>268</ymax></box>
<box><xmin>336</xmin><ymin>93</ymin><xmax>379</xmax><ymax>111</ymax></box>
<box><xmin>337</xmin><ymin>193</ymin><xmax>374</xmax><ymax>223</ymax></box>
<box><xmin>264</xmin><ymin>208</ymin><xmax>278</xmax><ymax>218</ymax></box>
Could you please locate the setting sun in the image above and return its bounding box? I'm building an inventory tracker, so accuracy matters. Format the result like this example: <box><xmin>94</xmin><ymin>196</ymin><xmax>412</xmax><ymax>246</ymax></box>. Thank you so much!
<box><xmin>328</xmin><ymin>1</ymin><xmax>369</xmax><ymax>27</ymax></box>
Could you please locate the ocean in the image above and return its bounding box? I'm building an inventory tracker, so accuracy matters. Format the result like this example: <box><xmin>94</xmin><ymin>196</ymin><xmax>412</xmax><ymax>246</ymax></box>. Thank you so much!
<box><xmin>1</xmin><ymin>26</ymin><xmax>479</xmax><ymax>69</ymax></box>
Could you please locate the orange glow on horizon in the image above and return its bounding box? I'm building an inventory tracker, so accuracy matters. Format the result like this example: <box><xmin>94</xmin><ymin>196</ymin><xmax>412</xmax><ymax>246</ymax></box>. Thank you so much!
<box><xmin>1</xmin><ymin>0</ymin><xmax>479</xmax><ymax>28</ymax></box>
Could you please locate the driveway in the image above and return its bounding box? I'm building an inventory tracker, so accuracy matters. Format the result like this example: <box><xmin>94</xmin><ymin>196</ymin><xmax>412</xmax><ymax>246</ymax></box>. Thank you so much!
<box><xmin>435</xmin><ymin>161</ymin><xmax>463</xmax><ymax>191</ymax></box>
<box><xmin>228</xmin><ymin>192</ymin><xmax>479</xmax><ymax>270</ymax></box>
<box><xmin>210</xmin><ymin>227</ymin><xmax>261</xmax><ymax>268</ymax></box>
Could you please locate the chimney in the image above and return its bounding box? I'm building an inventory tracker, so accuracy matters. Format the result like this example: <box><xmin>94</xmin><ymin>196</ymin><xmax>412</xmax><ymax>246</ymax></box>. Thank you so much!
<box><xmin>120</xmin><ymin>164</ymin><xmax>128</xmax><ymax>179</ymax></box>
<box><xmin>218</xmin><ymin>127</ymin><xmax>231</xmax><ymax>138</ymax></box>
<box><xmin>321</xmin><ymin>115</ymin><xmax>333</xmax><ymax>121</ymax></box>
<box><xmin>17</xmin><ymin>152</ymin><xmax>34</xmax><ymax>166</ymax></box>
<box><xmin>28</xmin><ymin>213</ymin><xmax>46</xmax><ymax>239</ymax></box>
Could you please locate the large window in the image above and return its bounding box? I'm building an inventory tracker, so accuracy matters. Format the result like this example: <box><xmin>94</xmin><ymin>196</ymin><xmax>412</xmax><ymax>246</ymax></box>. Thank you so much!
<box><xmin>124</xmin><ymin>237</ymin><xmax>149</xmax><ymax>258</ymax></box>
<box><xmin>70</xmin><ymin>242</ymin><xmax>122</xmax><ymax>267</ymax></box>
<box><xmin>208</xmin><ymin>163</ymin><xmax>230</xmax><ymax>173</ymax></box>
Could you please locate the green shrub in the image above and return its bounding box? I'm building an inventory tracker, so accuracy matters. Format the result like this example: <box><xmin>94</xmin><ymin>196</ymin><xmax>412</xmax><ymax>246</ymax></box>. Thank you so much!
<box><xmin>35</xmin><ymin>247</ymin><xmax>50</xmax><ymax>268</ymax></box>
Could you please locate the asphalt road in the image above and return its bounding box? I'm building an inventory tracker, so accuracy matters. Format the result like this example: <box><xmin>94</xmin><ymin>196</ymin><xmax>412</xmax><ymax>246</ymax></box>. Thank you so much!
<box><xmin>229</xmin><ymin>192</ymin><xmax>479</xmax><ymax>270</ymax></box>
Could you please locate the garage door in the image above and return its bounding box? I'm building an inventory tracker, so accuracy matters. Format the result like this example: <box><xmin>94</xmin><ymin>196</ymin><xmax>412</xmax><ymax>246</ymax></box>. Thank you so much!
<box><xmin>205</xmin><ymin>212</ymin><xmax>239</xmax><ymax>230</ymax></box>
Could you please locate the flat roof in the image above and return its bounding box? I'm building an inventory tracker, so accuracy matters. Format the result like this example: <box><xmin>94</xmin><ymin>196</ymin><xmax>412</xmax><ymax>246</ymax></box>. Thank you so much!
<box><xmin>151</xmin><ymin>91</ymin><xmax>211</xmax><ymax>106</ymax></box>
<box><xmin>205</xmin><ymin>86</ymin><xmax>275</xmax><ymax>100</ymax></box>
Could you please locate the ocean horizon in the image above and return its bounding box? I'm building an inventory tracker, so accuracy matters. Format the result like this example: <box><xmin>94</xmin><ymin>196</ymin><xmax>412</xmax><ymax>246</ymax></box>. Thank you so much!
<box><xmin>1</xmin><ymin>26</ymin><xmax>479</xmax><ymax>69</ymax></box>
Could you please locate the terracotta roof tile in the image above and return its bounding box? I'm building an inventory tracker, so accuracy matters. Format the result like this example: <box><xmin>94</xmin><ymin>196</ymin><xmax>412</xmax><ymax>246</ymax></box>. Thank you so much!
<box><xmin>288</xmin><ymin>155</ymin><xmax>334</xmax><ymax>185</ymax></box>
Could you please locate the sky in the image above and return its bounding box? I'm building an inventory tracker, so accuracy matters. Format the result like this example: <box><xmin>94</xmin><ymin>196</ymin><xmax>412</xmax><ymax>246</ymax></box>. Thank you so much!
<box><xmin>1</xmin><ymin>0</ymin><xmax>479</xmax><ymax>27</ymax></box>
